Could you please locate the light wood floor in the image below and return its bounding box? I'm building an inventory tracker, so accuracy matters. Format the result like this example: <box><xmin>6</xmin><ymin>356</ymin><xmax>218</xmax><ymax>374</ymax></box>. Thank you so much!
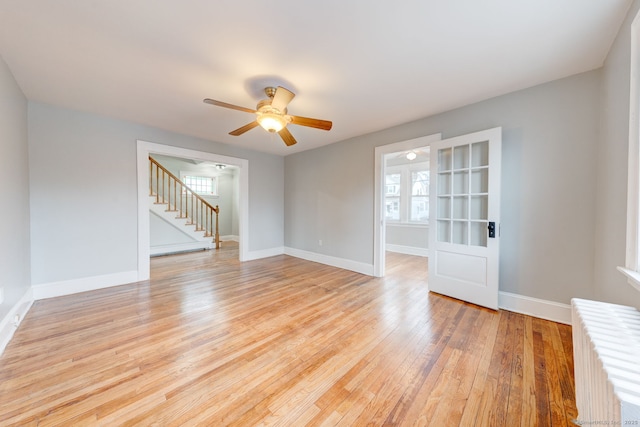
<box><xmin>0</xmin><ymin>244</ymin><xmax>577</xmax><ymax>426</ymax></box>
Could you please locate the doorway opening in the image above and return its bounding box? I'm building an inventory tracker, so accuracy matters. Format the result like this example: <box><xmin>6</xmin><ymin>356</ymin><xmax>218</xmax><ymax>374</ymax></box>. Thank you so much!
<box><xmin>136</xmin><ymin>140</ymin><xmax>249</xmax><ymax>281</ymax></box>
<box><xmin>148</xmin><ymin>153</ymin><xmax>239</xmax><ymax>257</ymax></box>
<box><xmin>373</xmin><ymin>133</ymin><xmax>441</xmax><ymax>277</ymax></box>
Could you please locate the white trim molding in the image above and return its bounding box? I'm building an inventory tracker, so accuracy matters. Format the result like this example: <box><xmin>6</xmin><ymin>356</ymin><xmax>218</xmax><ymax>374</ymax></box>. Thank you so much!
<box><xmin>385</xmin><ymin>244</ymin><xmax>428</xmax><ymax>257</ymax></box>
<box><xmin>150</xmin><ymin>242</ymin><xmax>213</xmax><ymax>256</ymax></box>
<box><xmin>244</xmin><ymin>246</ymin><xmax>285</xmax><ymax>261</ymax></box>
<box><xmin>621</xmin><ymin>11</ymin><xmax>640</xmax><ymax>293</ymax></box>
<box><xmin>617</xmin><ymin>266</ymin><xmax>640</xmax><ymax>292</ymax></box>
<box><xmin>220</xmin><ymin>235</ymin><xmax>240</xmax><ymax>242</ymax></box>
<box><xmin>0</xmin><ymin>288</ymin><xmax>34</xmax><ymax>356</ymax></box>
<box><xmin>32</xmin><ymin>271</ymin><xmax>139</xmax><ymax>300</ymax></box>
<box><xmin>498</xmin><ymin>291</ymin><xmax>572</xmax><ymax>325</ymax></box>
<box><xmin>285</xmin><ymin>247</ymin><xmax>374</xmax><ymax>276</ymax></box>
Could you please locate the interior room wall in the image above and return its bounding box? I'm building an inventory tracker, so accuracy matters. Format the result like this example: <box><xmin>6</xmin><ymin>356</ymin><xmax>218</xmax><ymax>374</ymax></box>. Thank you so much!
<box><xmin>232</xmin><ymin>168</ymin><xmax>240</xmax><ymax>237</ymax></box>
<box><xmin>385</xmin><ymin>226</ymin><xmax>428</xmax><ymax>251</ymax></box>
<box><xmin>217</xmin><ymin>173</ymin><xmax>236</xmax><ymax>237</ymax></box>
<box><xmin>28</xmin><ymin>102</ymin><xmax>284</xmax><ymax>287</ymax></box>
<box><xmin>149</xmin><ymin>212</ymin><xmax>194</xmax><ymax>246</ymax></box>
<box><xmin>596</xmin><ymin>0</ymin><xmax>640</xmax><ymax>308</ymax></box>
<box><xmin>285</xmin><ymin>70</ymin><xmax>600</xmax><ymax>305</ymax></box>
<box><xmin>0</xmin><ymin>56</ymin><xmax>30</xmax><ymax>321</ymax></box>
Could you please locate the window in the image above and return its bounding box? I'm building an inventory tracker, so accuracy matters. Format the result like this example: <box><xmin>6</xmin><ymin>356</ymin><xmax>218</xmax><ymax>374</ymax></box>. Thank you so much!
<box><xmin>410</xmin><ymin>170</ymin><xmax>429</xmax><ymax>222</ymax></box>
<box><xmin>181</xmin><ymin>174</ymin><xmax>218</xmax><ymax>196</ymax></box>
<box><xmin>385</xmin><ymin>165</ymin><xmax>429</xmax><ymax>224</ymax></box>
<box><xmin>385</xmin><ymin>173</ymin><xmax>401</xmax><ymax>221</ymax></box>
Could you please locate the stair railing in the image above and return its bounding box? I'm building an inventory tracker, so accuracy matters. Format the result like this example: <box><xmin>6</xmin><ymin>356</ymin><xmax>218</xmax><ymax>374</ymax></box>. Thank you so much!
<box><xmin>149</xmin><ymin>156</ymin><xmax>220</xmax><ymax>249</ymax></box>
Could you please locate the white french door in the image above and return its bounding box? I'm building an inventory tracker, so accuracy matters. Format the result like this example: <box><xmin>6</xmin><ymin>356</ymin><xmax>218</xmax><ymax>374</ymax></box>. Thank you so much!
<box><xmin>428</xmin><ymin>127</ymin><xmax>501</xmax><ymax>310</ymax></box>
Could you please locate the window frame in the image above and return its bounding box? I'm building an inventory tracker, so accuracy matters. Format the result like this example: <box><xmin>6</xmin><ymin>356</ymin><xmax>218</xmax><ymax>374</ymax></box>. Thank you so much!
<box><xmin>179</xmin><ymin>172</ymin><xmax>219</xmax><ymax>197</ymax></box>
<box><xmin>619</xmin><ymin>10</ymin><xmax>640</xmax><ymax>292</ymax></box>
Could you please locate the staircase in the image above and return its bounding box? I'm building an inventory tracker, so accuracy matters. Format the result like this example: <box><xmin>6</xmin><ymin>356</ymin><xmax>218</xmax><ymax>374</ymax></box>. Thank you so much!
<box><xmin>149</xmin><ymin>156</ymin><xmax>220</xmax><ymax>255</ymax></box>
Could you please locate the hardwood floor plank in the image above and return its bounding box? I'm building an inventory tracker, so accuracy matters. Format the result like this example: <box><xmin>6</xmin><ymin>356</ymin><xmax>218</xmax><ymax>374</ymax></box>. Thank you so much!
<box><xmin>549</xmin><ymin>322</ymin><xmax>578</xmax><ymax>423</ymax></box>
<box><xmin>520</xmin><ymin>316</ymin><xmax>538</xmax><ymax>427</ymax></box>
<box><xmin>505</xmin><ymin>311</ymin><xmax>525</xmax><ymax>427</ymax></box>
<box><xmin>361</xmin><ymin>299</ymin><xmax>467</xmax><ymax>425</ymax></box>
<box><xmin>430</xmin><ymin>308</ymin><xmax>495</xmax><ymax>426</ymax></box>
<box><xmin>325</xmin><ymin>296</ymin><xmax>447</xmax><ymax>425</ymax></box>
<box><xmin>456</xmin><ymin>310</ymin><xmax>501</xmax><ymax>427</ymax></box>
<box><xmin>0</xmin><ymin>247</ymin><xmax>577</xmax><ymax>426</ymax></box>
<box><xmin>533</xmin><ymin>319</ymin><xmax>552</xmax><ymax>427</ymax></box>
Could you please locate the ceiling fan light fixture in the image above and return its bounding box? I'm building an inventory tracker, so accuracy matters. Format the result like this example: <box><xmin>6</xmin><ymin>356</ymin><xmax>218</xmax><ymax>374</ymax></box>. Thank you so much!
<box><xmin>257</xmin><ymin>113</ymin><xmax>286</xmax><ymax>133</ymax></box>
<box><xmin>204</xmin><ymin>86</ymin><xmax>332</xmax><ymax>147</ymax></box>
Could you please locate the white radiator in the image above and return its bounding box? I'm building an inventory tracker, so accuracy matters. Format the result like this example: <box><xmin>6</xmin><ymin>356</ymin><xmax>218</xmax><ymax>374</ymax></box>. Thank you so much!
<box><xmin>571</xmin><ymin>298</ymin><xmax>640</xmax><ymax>425</ymax></box>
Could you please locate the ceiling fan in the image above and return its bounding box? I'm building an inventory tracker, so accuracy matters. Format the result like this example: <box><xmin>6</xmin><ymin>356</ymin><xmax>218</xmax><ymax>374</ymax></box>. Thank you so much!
<box><xmin>203</xmin><ymin>86</ymin><xmax>332</xmax><ymax>147</ymax></box>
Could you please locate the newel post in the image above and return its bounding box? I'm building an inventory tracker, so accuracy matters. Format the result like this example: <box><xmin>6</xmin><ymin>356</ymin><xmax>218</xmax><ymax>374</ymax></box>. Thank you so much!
<box><xmin>215</xmin><ymin>205</ymin><xmax>220</xmax><ymax>249</ymax></box>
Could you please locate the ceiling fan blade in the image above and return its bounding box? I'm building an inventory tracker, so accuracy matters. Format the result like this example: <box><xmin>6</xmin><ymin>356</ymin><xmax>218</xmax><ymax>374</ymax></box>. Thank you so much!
<box><xmin>288</xmin><ymin>115</ymin><xmax>332</xmax><ymax>131</ymax></box>
<box><xmin>203</xmin><ymin>98</ymin><xmax>256</xmax><ymax>114</ymax></box>
<box><xmin>278</xmin><ymin>127</ymin><xmax>297</xmax><ymax>146</ymax></box>
<box><xmin>270</xmin><ymin>86</ymin><xmax>295</xmax><ymax>112</ymax></box>
<box><xmin>229</xmin><ymin>121</ymin><xmax>260</xmax><ymax>136</ymax></box>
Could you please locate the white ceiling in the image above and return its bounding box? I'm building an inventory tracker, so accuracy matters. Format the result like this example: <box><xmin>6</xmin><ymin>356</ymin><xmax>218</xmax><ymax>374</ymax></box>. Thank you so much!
<box><xmin>0</xmin><ymin>1</ymin><xmax>632</xmax><ymax>156</ymax></box>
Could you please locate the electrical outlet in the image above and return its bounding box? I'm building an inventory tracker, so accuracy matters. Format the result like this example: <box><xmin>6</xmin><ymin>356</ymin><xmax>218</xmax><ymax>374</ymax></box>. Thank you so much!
<box><xmin>318</xmin><ymin>240</ymin><xmax>323</xmax><ymax>246</ymax></box>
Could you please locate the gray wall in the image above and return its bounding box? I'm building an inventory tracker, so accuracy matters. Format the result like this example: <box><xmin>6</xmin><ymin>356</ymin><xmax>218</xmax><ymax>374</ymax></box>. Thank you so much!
<box><xmin>597</xmin><ymin>0</ymin><xmax>640</xmax><ymax>308</ymax></box>
<box><xmin>386</xmin><ymin>225</ymin><xmax>428</xmax><ymax>249</ymax></box>
<box><xmin>28</xmin><ymin>102</ymin><xmax>284</xmax><ymax>285</ymax></box>
<box><xmin>285</xmin><ymin>140</ymin><xmax>374</xmax><ymax>262</ymax></box>
<box><xmin>0</xmin><ymin>56</ymin><xmax>30</xmax><ymax>320</ymax></box>
<box><xmin>149</xmin><ymin>212</ymin><xmax>194</xmax><ymax>246</ymax></box>
<box><xmin>285</xmin><ymin>70</ymin><xmax>601</xmax><ymax>305</ymax></box>
<box><xmin>218</xmin><ymin>174</ymin><xmax>237</xmax><ymax>237</ymax></box>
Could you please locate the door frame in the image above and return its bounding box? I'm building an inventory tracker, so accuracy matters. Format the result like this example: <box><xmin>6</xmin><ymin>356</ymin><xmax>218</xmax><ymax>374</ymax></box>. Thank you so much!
<box><xmin>136</xmin><ymin>140</ymin><xmax>249</xmax><ymax>281</ymax></box>
<box><xmin>373</xmin><ymin>133</ymin><xmax>441</xmax><ymax>277</ymax></box>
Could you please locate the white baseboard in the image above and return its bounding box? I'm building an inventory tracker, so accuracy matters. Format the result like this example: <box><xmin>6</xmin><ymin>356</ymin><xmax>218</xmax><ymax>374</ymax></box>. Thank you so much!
<box><xmin>32</xmin><ymin>270</ymin><xmax>139</xmax><ymax>300</ymax></box>
<box><xmin>284</xmin><ymin>247</ymin><xmax>374</xmax><ymax>276</ymax></box>
<box><xmin>386</xmin><ymin>244</ymin><xmax>428</xmax><ymax>257</ymax></box>
<box><xmin>150</xmin><ymin>241</ymin><xmax>212</xmax><ymax>256</ymax></box>
<box><xmin>244</xmin><ymin>246</ymin><xmax>285</xmax><ymax>261</ymax></box>
<box><xmin>498</xmin><ymin>291</ymin><xmax>571</xmax><ymax>325</ymax></box>
<box><xmin>220</xmin><ymin>235</ymin><xmax>239</xmax><ymax>242</ymax></box>
<box><xmin>0</xmin><ymin>288</ymin><xmax>34</xmax><ymax>356</ymax></box>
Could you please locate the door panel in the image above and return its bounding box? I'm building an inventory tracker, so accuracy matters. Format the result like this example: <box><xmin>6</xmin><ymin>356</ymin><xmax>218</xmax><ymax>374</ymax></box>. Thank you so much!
<box><xmin>436</xmin><ymin>251</ymin><xmax>487</xmax><ymax>285</ymax></box>
<box><xmin>428</xmin><ymin>127</ymin><xmax>501</xmax><ymax>310</ymax></box>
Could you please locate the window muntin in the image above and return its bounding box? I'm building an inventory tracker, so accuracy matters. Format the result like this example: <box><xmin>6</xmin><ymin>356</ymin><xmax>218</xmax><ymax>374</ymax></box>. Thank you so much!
<box><xmin>181</xmin><ymin>174</ymin><xmax>218</xmax><ymax>196</ymax></box>
<box><xmin>410</xmin><ymin>170</ymin><xmax>429</xmax><ymax>222</ymax></box>
<box><xmin>385</xmin><ymin>173</ymin><xmax>401</xmax><ymax>221</ymax></box>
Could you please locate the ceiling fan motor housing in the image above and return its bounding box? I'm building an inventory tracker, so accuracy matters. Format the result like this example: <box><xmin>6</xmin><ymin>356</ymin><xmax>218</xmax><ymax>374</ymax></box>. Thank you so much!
<box><xmin>264</xmin><ymin>87</ymin><xmax>277</xmax><ymax>98</ymax></box>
